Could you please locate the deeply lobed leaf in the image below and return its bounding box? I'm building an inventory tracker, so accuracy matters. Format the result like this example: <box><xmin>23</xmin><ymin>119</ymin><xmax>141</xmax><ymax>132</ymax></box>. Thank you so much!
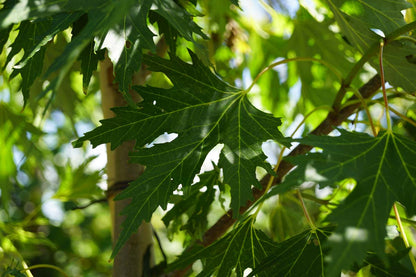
<box><xmin>279</xmin><ymin>130</ymin><xmax>416</xmax><ymax>275</ymax></box>
<box><xmin>168</xmin><ymin>217</ymin><xmax>278</xmax><ymax>277</ymax></box>
<box><xmin>327</xmin><ymin>0</ymin><xmax>416</xmax><ymax>92</ymax></box>
<box><xmin>1</xmin><ymin>0</ymin><xmax>211</xmax><ymax>101</ymax></box>
<box><xmin>75</xmin><ymin>51</ymin><xmax>289</xmax><ymax>257</ymax></box>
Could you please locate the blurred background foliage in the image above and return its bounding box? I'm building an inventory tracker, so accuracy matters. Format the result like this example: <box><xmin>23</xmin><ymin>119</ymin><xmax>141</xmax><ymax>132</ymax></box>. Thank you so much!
<box><xmin>1</xmin><ymin>0</ymin><xmax>416</xmax><ymax>276</ymax></box>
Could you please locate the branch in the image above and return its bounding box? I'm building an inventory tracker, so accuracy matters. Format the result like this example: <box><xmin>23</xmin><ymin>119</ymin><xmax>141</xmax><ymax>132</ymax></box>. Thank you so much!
<box><xmin>200</xmin><ymin>74</ymin><xmax>381</xmax><ymax>247</ymax></box>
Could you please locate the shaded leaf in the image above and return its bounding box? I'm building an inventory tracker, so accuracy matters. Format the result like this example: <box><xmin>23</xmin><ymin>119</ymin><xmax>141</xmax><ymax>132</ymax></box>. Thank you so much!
<box><xmin>2</xmin><ymin>0</ymin><xmax>211</xmax><ymax>104</ymax></box>
<box><xmin>289</xmin><ymin>8</ymin><xmax>353</xmax><ymax>108</ymax></box>
<box><xmin>114</xmin><ymin>0</ymin><xmax>155</xmax><ymax>97</ymax></box>
<box><xmin>0</xmin><ymin>0</ymin><xmax>104</xmax><ymax>28</ymax></box>
<box><xmin>74</xmin><ymin>51</ymin><xmax>289</xmax><ymax>257</ymax></box>
<box><xmin>280</xmin><ymin>130</ymin><xmax>416</xmax><ymax>275</ymax></box>
<box><xmin>79</xmin><ymin>41</ymin><xmax>105</xmax><ymax>93</ymax></box>
<box><xmin>153</xmin><ymin>0</ymin><xmax>208</xmax><ymax>42</ymax></box>
<box><xmin>6</xmin><ymin>13</ymin><xmax>81</xmax><ymax>103</ymax></box>
<box><xmin>359</xmin><ymin>250</ymin><xmax>416</xmax><ymax>277</ymax></box>
<box><xmin>328</xmin><ymin>0</ymin><xmax>416</xmax><ymax>92</ymax></box>
<box><xmin>168</xmin><ymin>217</ymin><xmax>277</xmax><ymax>277</ymax></box>
<box><xmin>7</xmin><ymin>20</ymin><xmax>47</xmax><ymax>104</ymax></box>
<box><xmin>162</xmin><ymin>169</ymin><xmax>219</xmax><ymax>239</ymax></box>
<box><xmin>248</xmin><ymin>228</ymin><xmax>332</xmax><ymax>277</ymax></box>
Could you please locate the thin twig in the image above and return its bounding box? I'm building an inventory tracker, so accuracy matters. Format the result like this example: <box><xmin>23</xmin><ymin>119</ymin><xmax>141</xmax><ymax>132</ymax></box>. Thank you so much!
<box><xmin>70</xmin><ymin>198</ymin><xmax>107</xmax><ymax>210</ymax></box>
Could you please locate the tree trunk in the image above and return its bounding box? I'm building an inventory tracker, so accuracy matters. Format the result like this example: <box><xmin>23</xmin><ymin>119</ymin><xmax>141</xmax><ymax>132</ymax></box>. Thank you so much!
<box><xmin>100</xmin><ymin>55</ymin><xmax>153</xmax><ymax>277</ymax></box>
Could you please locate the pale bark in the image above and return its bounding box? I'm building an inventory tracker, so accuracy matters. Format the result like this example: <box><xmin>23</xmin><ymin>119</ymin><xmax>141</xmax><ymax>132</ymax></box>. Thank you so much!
<box><xmin>100</xmin><ymin>56</ymin><xmax>153</xmax><ymax>277</ymax></box>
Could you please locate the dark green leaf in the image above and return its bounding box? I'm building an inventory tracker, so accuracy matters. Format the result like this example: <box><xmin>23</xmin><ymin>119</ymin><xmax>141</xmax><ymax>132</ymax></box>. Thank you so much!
<box><xmin>114</xmin><ymin>0</ymin><xmax>154</xmax><ymax>96</ymax></box>
<box><xmin>280</xmin><ymin>130</ymin><xmax>416</xmax><ymax>275</ymax></box>
<box><xmin>79</xmin><ymin>41</ymin><xmax>105</xmax><ymax>93</ymax></box>
<box><xmin>153</xmin><ymin>0</ymin><xmax>208</xmax><ymax>42</ymax></box>
<box><xmin>162</xmin><ymin>169</ymin><xmax>219</xmax><ymax>239</ymax></box>
<box><xmin>361</xmin><ymin>251</ymin><xmax>416</xmax><ymax>277</ymax></box>
<box><xmin>248</xmin><ymin>228</ymin><xmax>332</xmax><ymax>277</ymax></box>
<box><xmin>382</xmin><ymin>40</ymin><xmax>416</xmax><ymax>92</ymax></box>
<box><xmin>0</xmin><ymin>25</ymin><xmax>12</xmax><ymax>51</ymax></box>
<box><xmin>8</xmin><ymin>20</ymin><xmax>47</xmax><ymax>104</ymax></box>
<box><xmin>6</xmin><ymin>13</ymin><xmax>81</xmax><ymax>103</ymax></box>
<box><xmin>0</xmin><ymin>0</ymin><xmax>104</xmax><ymax>28</ymax></box>
<box><xmin>328</xmin><ymin>0</ymin><xmax>416</xmax><ymax>92</ymax></box>
<box><xmin>74</xmin><ymin>51</ymin><xmax>289</xmax><ymax>257</ymax></box>
<box><xmin>168</xmin><ymin>217</ymin><xmax>277</xmax><ymax>277</ymax></box>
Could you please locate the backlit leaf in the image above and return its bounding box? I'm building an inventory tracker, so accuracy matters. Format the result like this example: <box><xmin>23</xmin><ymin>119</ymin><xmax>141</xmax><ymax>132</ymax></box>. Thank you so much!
<box><xmin>280</xmin><ymin>130</ymin><xmax>416</xmax><ymax>275</ymax></box>
<box><xmin>168</xmin><ymin>217</ymin><xmax>277</xmax><ymax>277</ymax></box>
<box><xmin>247</xmin><ymin>228</ymin><xmax>332</xmax><ymax>277</ymax></box>
<box><xmin>74</xmin><ymin>51</ymin><xmax>289</xmax><ymax>257</ymax></box>
<box><xmin>327</xmin><ymin>0</ymin><xmax>416</xmax><ymax>92</ymax></box>
<box><xmin>162</xmin><ymin>169</ymin><xmax>220</xmax><ymax>239</ymax></box>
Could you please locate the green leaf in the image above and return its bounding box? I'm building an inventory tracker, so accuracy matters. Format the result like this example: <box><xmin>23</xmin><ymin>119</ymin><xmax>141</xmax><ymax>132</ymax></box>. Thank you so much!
<box><xmin>0</xmin><ymin>0</ymin><xmax>103</xmax><ymax>28</ymax></box>
<box><xmin>79</xmin><ymin>41</ymin><xmax>105</xmax><ymax>93</ymax></box>
<box><xmin>247</xmin><ymin>228</ymin><xmax>332</xmax><ymax>277</ymax></box>
<box><xmin>153</xmin><ymin>0</ymin><xmax>208</xmax><ymax>42</ymax></box>
<box><xmin>288</xmin><ymin>8</ymin><xmax>353</xmax><ymax>107</ymax></box>
<box><xmin>114</xmin><ymin>0</ymin><xmax>155</xmax><ymax>96</ymax></box>
<box><xmin>0</xmin><ymin>25</ymin><xmax>12</xmax><ymax>51</ymax></box>
<box><xmin>0</xmin><ymin>103</ymin><xmax>43</xmax><ymax>211</ymax></box>
<box><xmin>7</xmin><ymin>13</ymin><xmax>81</xmax><ymax>103</ymax></box>
<box><xmin>327</xmin><ymin>0</ymin><xmax>416</xmax><ymax>92</ymax></box>
<box><xmin>162</xmin><ymin>169</ymin><xmax>219</xmax><ymax>239</ymax></box>
<box><xmin>280</xmin><ymin>130</ymin><xmax>416</xmax><ymax>275</ymax></box>
<box><xmin>2</xmin><ymin>0</ymin><xmax>211</xmax><ymax>103</ymax></box>
<box><xmin>53</xmin><ymin>156</ymin><xmax>103</xmax><ymax>201</ymax></box>
<box><xmin>330</xmin><ymin>0</ymin><xmax>410</xmax><ymax>34</ymax></box>
<box><xmin>168</xmin><ymin>217</ymin><xmax>277</xmax><ymax>277</ymax></box>
<box><xmin>382</xmin><ymin>40</ymin><xmax>416</xmax><ymax>92</ymax></box>
<box><xmin>74</xmin><ymin>51</ymin><xmax>289</xmax><ymax>257</ymax></box>
<box><xmin>7</xmin><ymin>20</ymin><xmax>47</xmax><ymax>104</ymax></box>
<box><xmin>358</xmin><ymin>251</ymin><xmax>416</xmax><ymax>277</ymax></box>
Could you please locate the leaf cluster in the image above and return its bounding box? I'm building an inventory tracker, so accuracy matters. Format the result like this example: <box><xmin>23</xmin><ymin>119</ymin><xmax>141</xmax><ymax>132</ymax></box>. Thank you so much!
<box><xmin>1</xmin><ymin>0</ymin><xmax>416</xmax><ymax>276</ymax></box>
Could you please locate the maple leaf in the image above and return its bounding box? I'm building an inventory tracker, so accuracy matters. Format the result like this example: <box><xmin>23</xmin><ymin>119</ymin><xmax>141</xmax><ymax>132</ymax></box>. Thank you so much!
<box><xmin>5</xmin><ymin>13</ymin><xmax>81</xmax><ymax>104</ymax></box>
<box><xmin>168</xmin><ymin>217</ymin><xmax>278</xmax><ymax>277</ymax></box>
<box><xmin>74</xmin><ymin>51</ymin><xmax>289</xmax><ymax>256</ymax></box>
<box><xmin>0</xmin><ymin>0</ymin><xmax>208</xmax><ymax>100</ymax></box>
<box><xmin>248</xmin><ymin>228</ymin><xmax>332</xmax><ymax>277</ymax></box>
<box><xmin>169</xmin><ymin>219</ymin><xmax>331</xmax><ymax>277</ymax></box>
<box><xmin>279</xmin><ymin>129</ymin><xmax>416</xmax><ymax>275</ymax></box>
<box><xmin>162</xmin><ymin>169</ymin><xmax>220</xmax><ymax>239</ymax></box>
<box><xmin>327</xmin><ymin>0</ymin><xmax>416</xmax><ymax>92</ymax></box>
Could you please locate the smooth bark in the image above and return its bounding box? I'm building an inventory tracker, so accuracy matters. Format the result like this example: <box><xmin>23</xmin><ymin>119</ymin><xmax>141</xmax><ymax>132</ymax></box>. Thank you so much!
<box><xmin>100</xmin><ymin>56</ymin><xmax>153</xmax><ymax>277</ymax></box>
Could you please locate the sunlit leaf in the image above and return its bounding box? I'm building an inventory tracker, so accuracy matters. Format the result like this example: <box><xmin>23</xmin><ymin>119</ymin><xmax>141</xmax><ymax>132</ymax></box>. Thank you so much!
<box><xmin>327</xmin><ymin>0</ymin><xmax>416</xmax><ymax>92</ymax></box>
<box><xmin>53</xmin><ymin>156</ymin><xmax>103</xmax><ymax>201</ymax></box>
<box><xmin>74</xmin><ymin>51</ymin><xmax>289</xmax><ymax>257</ymax></box>
<box><xmin>280</xmin><ymin>130</ymin><xmax>416</xmax><ymax>275</ymax></box>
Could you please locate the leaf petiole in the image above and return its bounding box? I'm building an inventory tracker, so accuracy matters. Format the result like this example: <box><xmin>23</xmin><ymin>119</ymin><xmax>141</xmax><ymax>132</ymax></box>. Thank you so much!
<box><xmin>393</xmin><ymin>203</ymin><xmax>416</xmax><ymax>273</ymax></box>
<box><xmin>379</xmin><ymin>40</ymin><xmax>392</xmax><ymax>132</ymax></box>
